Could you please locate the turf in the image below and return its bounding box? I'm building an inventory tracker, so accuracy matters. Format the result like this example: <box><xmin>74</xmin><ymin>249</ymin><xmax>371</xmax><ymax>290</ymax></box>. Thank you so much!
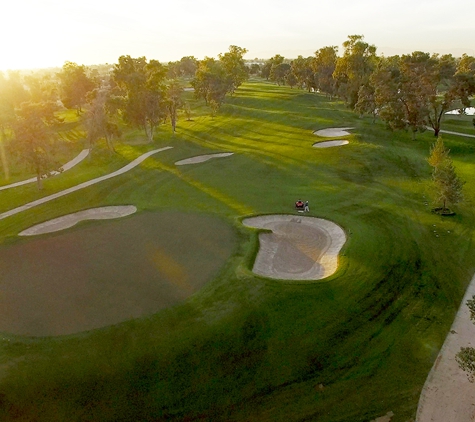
<box><xmin>0</xmin><ymin>81</ymin><xmax>475</xmax><ymax>421</ymax></box>
<box><xmin>0</xmin><ymin>211</ymin><xmax>237</xmax><ymax>336</ymax></box>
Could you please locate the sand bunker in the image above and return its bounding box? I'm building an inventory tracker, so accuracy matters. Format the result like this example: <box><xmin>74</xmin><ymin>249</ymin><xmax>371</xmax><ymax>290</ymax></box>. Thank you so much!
<box><xmin>19</xmin><ymin>206</ymin><xmax>137</xmax><ymax>236</ymax></box>
<box><xmin>313</xmin><ymin>140</ymin><xmax>349</xmax><ymax>148</ymax></box>
<box><xmin>313</xmin><ymin>127</ymin><xmax>354</xmax><ymax>137</ymax></box>
<box><xmin>175</xmin><ymin>152</ymin><xmax>234</xmax><ymax>165</ymax></box>
<box><xmin>243</xmin><ymin>215</ymin><xmax>346</xmax><ymax>280</ymax></box>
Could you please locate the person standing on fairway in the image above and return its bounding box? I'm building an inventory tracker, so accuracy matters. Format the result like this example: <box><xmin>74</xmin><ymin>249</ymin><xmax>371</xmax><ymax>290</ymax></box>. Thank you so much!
<box><xmin>304</xmin><ymin>201</ymin><xmax>309</xmax><ymax>212</ymax></box>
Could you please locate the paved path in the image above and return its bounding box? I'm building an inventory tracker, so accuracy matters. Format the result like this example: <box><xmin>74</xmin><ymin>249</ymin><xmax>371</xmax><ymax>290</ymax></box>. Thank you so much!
<box><xmin>0</xmin><ymin>149</ymin><xmax>90</xmax><ymax>191</ymax></box>
<box><xmin>416</xmin><ymin>273</ymin><xmax>475</xmax><ymax>421</ymax></box>
<box><xmin>426</xmin><ymin>128</ymin><xmax>475</xmax><ymax>139</ymax></box>
<box><xmin>0</xmin><ymin>147</ymin><xmax>172</xmax><ymax>221</ymax></box>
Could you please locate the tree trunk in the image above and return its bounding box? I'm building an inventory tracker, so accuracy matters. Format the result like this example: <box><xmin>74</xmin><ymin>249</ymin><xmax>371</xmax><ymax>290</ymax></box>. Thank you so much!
<box><xmin>434</xmin><ymin>128</ymin><xmax>440</xmax><ymax>137</ymax></box>
<box><xmin>0</xmin><ymin>135</ymin><xmax>10</xmax><ymax>180</ymax></box>
<box><xmin>36</xmin><ymin>174</ymin><xmax>43</xmax><ymax>190</ymax></box>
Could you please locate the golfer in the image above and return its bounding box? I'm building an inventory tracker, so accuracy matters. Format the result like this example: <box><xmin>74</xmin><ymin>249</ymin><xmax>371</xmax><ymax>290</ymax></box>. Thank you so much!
<box><xmin>304</xmin><ymin>201</ymin><xmax>309</xmax><ymax>212</ymax></box>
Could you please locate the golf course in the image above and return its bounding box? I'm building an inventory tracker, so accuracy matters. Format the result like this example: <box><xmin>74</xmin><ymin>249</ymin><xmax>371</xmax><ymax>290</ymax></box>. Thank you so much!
<box><xmin>0</xmin><ymin>80</ymin><xmax>474</xmax><ymax>421</ymax></box>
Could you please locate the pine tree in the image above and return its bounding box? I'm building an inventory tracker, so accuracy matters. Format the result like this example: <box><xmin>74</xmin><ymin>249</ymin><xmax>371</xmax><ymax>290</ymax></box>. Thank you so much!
<box><xmin>427</xmin><ymin>137</ymin><xmax>464</xmax><ymax>213</ymax></box>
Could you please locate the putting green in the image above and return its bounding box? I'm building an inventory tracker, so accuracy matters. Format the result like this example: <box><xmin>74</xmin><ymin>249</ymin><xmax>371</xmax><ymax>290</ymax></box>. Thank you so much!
<box><xmin>0</xmin><ymin>212</ymin><xmax>236</xmax><ymax>337</ymax></box>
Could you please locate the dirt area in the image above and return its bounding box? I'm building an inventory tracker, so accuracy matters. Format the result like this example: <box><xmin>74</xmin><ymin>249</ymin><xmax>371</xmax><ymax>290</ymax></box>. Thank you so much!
<box><xmin>313</xmin><ymin>140</ymin><xmax>349</xmax><ymax>148</ymax></box>
<box><xmin>18</xmin><ymin>206</ymin><xmax>137</xmax><ymax>236</ymax></box>
<box><xmin>242</xmin><ymin>215</ymin><xmax>346</xmax><ymax>280</ymax></box>
<box><xmin>175</xmin><ymin>152</ymin><xmax>234</xmax><ymax>165</ymax></box>
<box><xmin>313</xmin><ymin>127</ymin><xmax>354</xmax><ymax>137</ymax></box>
<box><xmin>416</xmin><ymin>273</ymin><xmax>475</xmax><ymax>421</ymax></box>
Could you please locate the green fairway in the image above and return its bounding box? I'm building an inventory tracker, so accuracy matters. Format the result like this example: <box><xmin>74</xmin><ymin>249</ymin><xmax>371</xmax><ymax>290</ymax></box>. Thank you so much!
<box><xmin>0</xmin><ymin>81</ymin><xmax>475</xmax><ymax>421</ymax></box>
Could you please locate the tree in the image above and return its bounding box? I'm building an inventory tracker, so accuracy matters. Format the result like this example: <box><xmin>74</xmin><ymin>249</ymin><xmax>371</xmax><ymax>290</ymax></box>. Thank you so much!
<box><xmin>355</xmin><ymin>83</ymin><xmax>377</xmax><ymax>122</ymax></box>
<box><xmin>261</xmin><ymin>55</ymin><xmax>284</xmax><ymax>80</ymax></box>
<box><xmin>57</xmin><ymin>62</ymin><xmax>96</xmax><ymax>114</ymax></box>
<box><xmin>249</xmin><ymin>63</ymin><xmax>261</xmax><ymax>76</ymax></box>
<box><xmin>0</xmin><ymin>71</ymin><xmax>30</xmax><ymax>180</ymax></box>
<box><xmin>10</xmin><ymin>102</ymin><xmax>63</xmax><ymax>190</ymax></box>
<box><xmin>24</xmin><ymin>72</ymin><xmax>58</xmax><ymax>104</ymax></box>
<box><xmin>371</xmin><ymin>54</ymin><xmax>431</xmax><ymax>139</ymax></box>
<box><xmin>313</xmin><ymin>46</ymin><xmax>338</xmax><ymax>98</ymax></box>
<box><xmin>192</xmin><ymin>58</ymin><xmax>232</xmax><ymax>112</ymax></box>
<box><xmin>270</xmin><ymin>63</ymin><xmax>291</xmax><ymax>86</ymax></box>
<box><xmin>219</xmin><ymin>45</ymin><xmax>248</xmax><ymax>94</ymax></box>
<box><xmin>457</xmin><ymin>296</ymin><xmax>475</xmax><ymax>381</ymax></box>
<box><xmin>427</xmin><ymin>137</ymin><xmax>464</xmax><ymax>213</ymax></box>
<box><xmin>179</xmin><ymin>56</ymin><xmax>198</xmax><ymax>78</ymax></box>
<box><xmin>290</xmin><ymin>56</ymin><xmax>314</xmax><ymax>91</ymax></box>
<box><xmin>166</xmin><ymin>80</ymin><xmax>184</xmax><ymax>132</ymax></box>
<box><xmin>84</xmin><ymin>87</ymin><xmax>120</xmax><ymax>152</ymax></box>
<box><xmin>333</xmin><ymin>35</ymin><xmax>378</xmax><ymax>108</ymax></box>
<box><xmin>112</xmin><ymin>56</ymin><xmax>168</xmax><ymax>143</ymax></box>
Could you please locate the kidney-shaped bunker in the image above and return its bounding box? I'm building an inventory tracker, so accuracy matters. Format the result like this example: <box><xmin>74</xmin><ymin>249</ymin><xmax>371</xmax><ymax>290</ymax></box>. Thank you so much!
<box><xmin>243</xmin><ymin>215</ymin><xmax>346</xmax><ymax>280</ymax></box>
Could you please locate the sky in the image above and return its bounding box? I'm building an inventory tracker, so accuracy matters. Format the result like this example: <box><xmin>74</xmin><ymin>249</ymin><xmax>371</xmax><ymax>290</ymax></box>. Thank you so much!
<box><xmin>1</xmin><ymin>0</ymin><xmax>474</xmax><ymax>71</ymax></box>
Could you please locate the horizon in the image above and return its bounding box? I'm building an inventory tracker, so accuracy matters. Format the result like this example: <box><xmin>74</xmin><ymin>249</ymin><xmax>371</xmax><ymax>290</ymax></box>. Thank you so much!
<box><xmin>2</xmin><ymin>0</ymin><xmax>474</xmax><ymax>72</ymax></box>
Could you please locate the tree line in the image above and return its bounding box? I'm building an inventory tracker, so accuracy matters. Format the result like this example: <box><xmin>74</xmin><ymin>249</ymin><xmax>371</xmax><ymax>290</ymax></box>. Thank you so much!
<box><xmin>1</xmin><ymin>36</ymin><xmax>474</xmax><ymax>189</ymax></box>
<box><xmin>257</xmin><ymin>35</ymin><xmax>475</xmax><ymax>139</ymax></box>
<box><xmin>0</xmin><ymin>46</ymin><xmax>248</xmax><ymax>188</ymax></box>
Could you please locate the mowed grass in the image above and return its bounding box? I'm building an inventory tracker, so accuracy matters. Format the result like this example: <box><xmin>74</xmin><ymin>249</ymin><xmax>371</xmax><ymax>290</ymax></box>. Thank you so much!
<box><xmin>0</xmin><ymin>81</ymin><xmax>475</xmax><ymax>421</ymax></box>
<box><xmin>0</xmin><ymin>211</ymin><xmax>237</xmax><ymax>337</ymax></box>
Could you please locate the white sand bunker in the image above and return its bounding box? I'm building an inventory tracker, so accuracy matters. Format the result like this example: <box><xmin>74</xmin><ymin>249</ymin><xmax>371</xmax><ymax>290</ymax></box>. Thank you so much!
<box><xmin>175</xmin><ymin>153</ymin><xmax>234</xmax><ymax>165</ymax></box>
<box><xmin>313</xmin><ymin>127</ymin><xmax>354</xmax><ymax>137</ymax></box>
<box><xmin>19</xmin><ymin>206</ymin><xmax>137</xmax><ymax>236</ymax></box>
<box><xmin>243</xmin><ymin>215</ymin><xmax>346</xmax><ymax>280</ymax></box>
<box><xmin>313</xmin><ymin>140</ymin><xmax>349</xmax><ymax>148</ymax></box>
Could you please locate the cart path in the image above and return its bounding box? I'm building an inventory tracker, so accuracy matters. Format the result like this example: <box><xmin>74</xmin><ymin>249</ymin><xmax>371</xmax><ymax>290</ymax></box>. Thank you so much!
<box><xmin>426</xmin><ymin>128</ymin><xmax>475</xmax><ymax>138</ymax></box>
<box><xmin>0</xmin><ymin>149</ymin><xmax>90</xmax><ymax>191</ymax></box>
<box><xmin>0</xmin><ymin>147</ymin><xmax>172</xmax><ymax>221</ymax></box>
<box><xmin>416</xmin><ymin>272</ymin><xmax>475</xmax><ymax>421</ymax></box>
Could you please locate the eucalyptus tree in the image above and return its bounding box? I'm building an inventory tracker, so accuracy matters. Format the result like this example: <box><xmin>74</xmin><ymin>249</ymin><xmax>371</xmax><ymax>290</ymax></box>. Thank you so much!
<box><xmin>191</xmin><ymin>57</ymin><xmax>232</xmax><ymax>111</ymax></box>
<box><xmin>219</xmin><ymin>45</ymin><xmax>248</xmax><ymax>94</ymax></box>
<box><xmin>370</xmin><ymin>52</ymin><xmax>475</xmax><ymax>138</ymax></box>
<box><xmin>179</xmin><ymin>56</ymin><xmax>198</xmax><ymax>78</ymax></box>
<box><xmin>261</xmin><ymin>55</ymin><xmax>284</xmax><ymax>80</ymax></box>
<box><xmin>10</xmin><ymin>101</ymin><xmax>63</xmax><ymax>190</ymax></box>
<box><xmin>112</xmin><ymin>55</ymin><xmax>168</xmax><ymax>143</ymax></box>
<box><xmin>0</xmin><ymin>71</ymin><xmax>30</xmax><ymax>180</ymax></box>
<box><xmin>313</xmin><ymin>46</ymin><xmax>338</xmax><ymax>98</ymax></box>
<box><xmin>84</xmin><ymin>87</ymin><xmax>120</xmax><ymax>152</ymax></box>
<box><xmin>369</xmin><ymin>54</ymin><xmax>431</xmax><ymax>138</ymax></box>
<box><xmin>290</xmin><ymin>56</ymin><xmax>314</xmax><ymax>91</ymax></box>
<box><xmin>57</xmin><ymin>62</ymin><xmax>96</xmax><ymax>114</ymax></box>
<box><xmin>333</xmin><ymin>35</ymin><xmax>378</xmax><ymax>108</ymax></box>
<box><xmin>270</xmin><ymin>63</ymin><xmax>291</xmax><ymax>86</ymax></box>
<box><xmin>166</xmin><ymin>80</ymin><xmax>184</xmax><ymax>132</ymax></box>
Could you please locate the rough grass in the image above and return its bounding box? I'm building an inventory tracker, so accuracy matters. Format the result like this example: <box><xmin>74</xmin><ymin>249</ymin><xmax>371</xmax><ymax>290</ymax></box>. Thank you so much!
<box><xmin>0</xmin><ymin>81</ymin><xmax>475</xmax><ymax>421</ymax></box>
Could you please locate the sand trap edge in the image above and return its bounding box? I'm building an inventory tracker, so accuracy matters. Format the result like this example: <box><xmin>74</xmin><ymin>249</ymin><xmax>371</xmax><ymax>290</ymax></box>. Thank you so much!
<box><xmin>19</xmin><ymin>206</ymin><xmax>138</xmax><ymax>236</ymax></box>
<box><xmin>242</xmin><ymin>214</ymin><xmax>347</xmax><ymax>280</ymax></box>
